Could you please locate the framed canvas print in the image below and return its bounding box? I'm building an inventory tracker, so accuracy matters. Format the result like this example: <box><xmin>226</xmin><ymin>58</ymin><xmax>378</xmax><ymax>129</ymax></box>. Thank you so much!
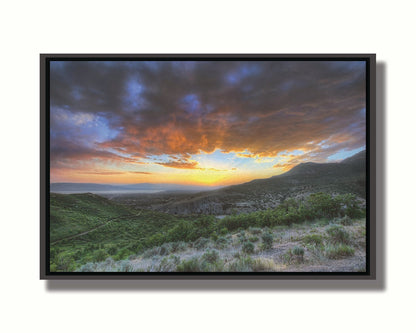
<box><xmin>40</xmin><ymin>54</ymin><xmax>376</xmax><ymax>279</ymax></box>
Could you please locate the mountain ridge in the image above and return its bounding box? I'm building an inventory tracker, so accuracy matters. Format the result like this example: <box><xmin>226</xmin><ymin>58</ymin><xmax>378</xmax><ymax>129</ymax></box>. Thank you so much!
<box><xmin>50</xmin><ymin>182</ymin><xmax>223</xmax><ymax>193</ymax></box>
<box><xmin>145</xmin><ymin>149</ymin><xmax>366</xmax><ymax>215</ymax></box>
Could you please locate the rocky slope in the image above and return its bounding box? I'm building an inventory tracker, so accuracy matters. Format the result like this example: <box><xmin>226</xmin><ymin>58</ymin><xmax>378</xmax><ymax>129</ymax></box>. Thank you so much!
<box><xmin>153</xmin><ymin>150</ymin><xmax>366</xmax><ymax>215</ymax></box>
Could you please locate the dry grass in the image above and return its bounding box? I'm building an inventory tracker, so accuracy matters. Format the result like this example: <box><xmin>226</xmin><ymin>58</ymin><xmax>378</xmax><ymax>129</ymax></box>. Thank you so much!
<box><xmin>78</xmin><ymin>218</ymin><xmax>366</xmax><ymax>273</ymax></box>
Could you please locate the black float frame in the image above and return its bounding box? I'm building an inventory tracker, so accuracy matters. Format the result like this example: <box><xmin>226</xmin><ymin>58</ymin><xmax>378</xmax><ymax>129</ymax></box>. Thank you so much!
<box><xmin>40</xmin><ymin>54</ymin><xmax>376</xmax><ymax>280</ymax></box>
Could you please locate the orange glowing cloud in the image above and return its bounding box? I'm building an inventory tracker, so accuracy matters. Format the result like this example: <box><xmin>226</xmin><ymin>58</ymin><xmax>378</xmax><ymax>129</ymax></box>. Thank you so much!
<box><xmin>50</xmin><ymin>60</ymin><xmax>366</xmax><ymax>185</ymax></box>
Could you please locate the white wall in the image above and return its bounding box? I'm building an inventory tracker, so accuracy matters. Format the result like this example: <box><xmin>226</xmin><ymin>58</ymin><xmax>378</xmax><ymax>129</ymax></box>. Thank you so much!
<box><xmin>0</xmin><ymin>1</ymin><xmax>413</xmax><ymax>332</ymax></box>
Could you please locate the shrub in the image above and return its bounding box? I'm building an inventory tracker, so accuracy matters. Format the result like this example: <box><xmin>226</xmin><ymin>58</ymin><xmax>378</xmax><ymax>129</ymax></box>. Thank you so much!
<box><xmin>142</xmin><ymin>246</ymin><xmax>162</xmax><ymax>258</ymax></box>
<box><xmin>292</xmin><ymin>246</ymin><xmax>305</xmax><ymax>256</ymax></box>
<box><xmin>261</xmin><ymin>232</ymin><xmax>273</xmax><ymax>250</ymax></box>
<box><xmin>78</xmin><ymin>262</ymin><xmax>96</xmax><ymax>272</ymax></box>
<box><xmin>176</xmin><ymin>257</ymin><xmax>202</xmax><ymax>272</ymax></box>
<box><xmin>106</xmin><ymin>244</ymin><xmax>118</xmax><ymax>255</ymax></box>
<box><xmin>158</xmin><ymin>255</ymin><xmax>180</xmax><ymax>272</ymax></box>
<box><xmin>105</xmin><ymin>257</ymin><xmax>115</xmax><ymax>266</ymax></box>
<box><xmin>113</xmin><ymin>248</ymin><xmax>131</xmax><ymax>261</ymax></box>
<box><xmin>358</xmin><ymin>225</ymin><xmax>366</xmax><ymax>237</ymax></box>
<box><xmin>283</xmin><ymin>246</ymin><xmax>305</xmax><ymax>264</ymax></box>
<box><xmin>146</xmin><ymin>232</ymin><xmax>166</xmax><ymax>247</ymax></box>
<box><xmin>303</xmin><ymin>234</ymin><xmax>323</xmax><ymax>246</ymax></box>
<box><xmin>54</xmin><ymin>253</ymin><xmax>76</xmax><ymax>272</ymax></box>
<box><xmin>337</xmin><ymin>193</ymin><xmax>364</xmax><ymax>218</ymax></box>
<box><xmin>171</xmin><ymin>241</ymin><xmax>188</xmax><ymax>252</ymax></box>
<box><xmin>238</xmin><ymin>230</ymin><xmax>247</xmax><ymax>243</ymax></box>
<box><xmin>169</xmin><ymin>255</ymin><xmax>181</xmax><ymax>265</ymax></box>
<box><xmin>211</xmin><ymin>232</ymin><xmax>219</xmax><ymax>241</ymax></box>
<box><xmin>92</xmin><ymin>249</ymin><xmax>108</xmax><ymax>262</ymax></box>
<box><xmin>118</xmin><ymin>260</ymin><xmax>134</xmax><ymax>272</ymax></box>
<box><xmin>315</xmin><ymin>218</ymin><xmax>331</xmax><ymax>226</ymax></box>
<box><xmin>227</xmin><ymin>255</ymin><xmax>254</xmax><ymax>272</ymax></box>
<box><xmin>307</xmin><ymin>192</ymin><xmax>340</xmax><ymax>218</ymax></box>
<box><xmin>193</xmin><ymin>237</ymin><xmax>210</xmax><ymax>250</ymax></box>
<box><xmin>216</xmin><ymin>236</ymin><xmax>229</xmax><ymax>249</ymax></box>
<box><xmin>159</xmin><ymin>243</ymin><xmax>173</xmax><ymax>256</ymax></box>
<box><xmin>325</xmin><ymin>244</ymin><xmax>355</xmax><ymax>259</ymax></box>
<box><xmin>248</xmin><ymin>236</ymin><xmax>259</xmax><ymax>243</ymax></box>
<box><xmin>338</xmin><ymin>216</ymin><xmax>353</xmax><ymax>226</ymax></box>
<box><xmin>242</xmin><ymin>241</ymin><xmax>255</xmax><ymax>254</ymax></box>
<box><xmin>202</xmin><ymin>249</ymin><xmax>220</xmax><ymax>264</ymax></box>
<box><xmin>219</xmin><ymin>227</ymin><xmax>228</xmax><ymax>235</ymax></box>
<box><xmin>326</xmin><ymin>225</ymin><xmax>351</xmax><ymax>244</ymax></box>
<box><xmin>249</xmin><ymin>227</ymin><xmax>262</xmax><ymax>235</ymax></box>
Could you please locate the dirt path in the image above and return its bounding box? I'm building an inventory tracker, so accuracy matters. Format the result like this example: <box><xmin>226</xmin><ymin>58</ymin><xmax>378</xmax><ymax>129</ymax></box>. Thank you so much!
<box><xmin>51</xmin><ymin>212</ymin><xmax>142</xmax><ymax>245</ymax></box>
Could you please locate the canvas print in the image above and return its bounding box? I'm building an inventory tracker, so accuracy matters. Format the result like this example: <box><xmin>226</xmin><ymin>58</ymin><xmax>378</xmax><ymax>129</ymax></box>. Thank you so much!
<box><xmin>48</xmin><ymin>58</ymin><xmax>368</xmax><ymax>274</ymax></box>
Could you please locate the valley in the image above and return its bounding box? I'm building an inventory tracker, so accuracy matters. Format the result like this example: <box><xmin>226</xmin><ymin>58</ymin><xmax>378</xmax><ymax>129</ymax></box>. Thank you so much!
<box><xmin>49</xmin><ymin>150</ymin><xmax>367</xmax><ymax>273</ymax></box>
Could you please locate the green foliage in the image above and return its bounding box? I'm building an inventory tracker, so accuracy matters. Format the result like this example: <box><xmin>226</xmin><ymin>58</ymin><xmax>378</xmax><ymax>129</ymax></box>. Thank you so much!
<box><xmin>142</xmin><ymin>241</ymin><xmax>188</xmax><ymax>259</ymax></box>
<box><xmin>159</xmin><ymin>243</ymin><xmax>173</xmax><ymax>256</ymax></box>
<box><xmin>292</xmin><ymin>246</ymin><xmax>305</xmax><ymax>256</ymax></box>
<box><xmin>113</xmin><ymin>248</ymin><xmax>132</xmax><ymax>261</ymax></box>
<box><xmin>325</xmin><ymin>243</ymin><xmax>355</xmax><ymax>259</ymax></box>
<box><xmin>326</xmin><ymin>225</ymin><xmax>351</xmax><ymax>244</ymax></box>
<box><xmin>283</xmin><ymin>246</ymin><xmax>305</xmax><ymax>264</ymax></box>
<box><xmin>170</xmin><ymin>241</ymin><xmax>188</xmax><ymax>252</ymax></box>
<box><xmin>193</xmin><ymin>237</ymin><xmax>210</xmax><ymax>250</ymax></box>
<box><xmin>50</xmin><ymin>193</ymin><xmax>206</xmax><ymax>271</ymax></box>
<box><xmin>306</xmin><ymin>193</ymin><xmax>339</xmax><ymax>218</ymax></box>
<box><xmin>215</xmin><ymin>236</ymin><xmax>229</xmax><ymax>249</ymax></box>
<box><xmin>219</xmin><ymin>227</ymin><xmax>228</xmax><ymax>235</ymax></box>
<box><xmin>302</xmin><ymin>234</ymin><xmax>323</xmax><ymax>246</ymax></box>
<box><xmin>50</xmin><ymin>191</ymin><xmax>364</xmax><ymax>272</ymax></box>
<box><xmin>261</xmin><ymin>232</ymin><xmax>273</xmax><ymax>250</ymax></box>
<box><xmin>248</xmin><ymin>236</ymin><xmax>259</xmax><ymax>243</ymax></box>
<box><xmin>157</xmin><ymin>255</ymin><xmax>180</xmax><ymax>272</ymax></box>
<box><xmin>170</xmin><ymin>255</ymin><xmax>181</xmax><ymax>265</ymax></box>
<box><xmin>338</xmin><ymin>193</ymin><xmax>364</xmax><ymax>218</ymax></box>
<box><xmin>118</xmin><ymin>260</ymin><xmax>134</xmax><ymax>272</ymax></box>
<box><xmin>218</xmin><ymin>192</ymin><xmax>364</xmax><ymax>232</ymax></box>
<box><xmin>92</xmin><ymin>249</ymin><xmax>108</xmax><ymax>262</ymax></box>
<box><xmin>202</xmin><ymin>249</ymin><xmax>220</xmax><ymax>264</ymax></box>
<box><xmin>242</xmin><ymin>241</ymin><xmax>255</xmax><ymax>254</ymax></box>
<box><xmin>49</xmin><ymin>193</ymin><xmax>134</xmax><ymax>243</ymax></box>
<box><xmin>337</xmin><ymin>215</ymin><xmax>353</xmax><ymax>226</ymax></box>
<box><xmin>176</xmin><ymin>257</ymin><xmax>202</xmax><ymax>272</ymax></box>
<box><xmin>54</xmin><ymin>253</ymin><xmax>76</xmax><ymax>272</ymax></box>
<box><xmin>79</xmin><ymin>263</ymin><xmax>95</xmax><ymax>272</ymax></box>
<box><xmin>248</xmin><ymin>227</ymin><xmax>262</xmax><ymax>235</ymax></box>
<box><xmin>166</xmin><ymin>221</ymin><xmax>194</xmax><ymax>243</ymax></box>
<box><xmin>106</xmin><ymin>244</ymin><xmax>118</xmax><ymax>255</ymax></box>
<box><xmin>227</xmin><ymin>255</ymin><xmax>254</xmax><ymax>272</ymax></box>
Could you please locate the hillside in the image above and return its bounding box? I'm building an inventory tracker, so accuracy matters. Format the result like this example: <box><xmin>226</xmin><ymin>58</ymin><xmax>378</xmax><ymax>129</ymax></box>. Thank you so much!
<box><xmin>50</xmin><ymin>190</ymin><xmax>365</xmax><ymax>272</ymax></box>
<box><xmin>50</xmin><ymin>192</ymin><xmax>135</xmax><ymax>242</ymax></box>
<box><xmin>131</xmin><ymin>150</ymin><xmax>366</xmax><ymax>215</ymax></box>
<box><xmin>50</xmin><ymin>193</ymin><xmax>201</xmax><ymax>271</ymax></box>
<box><xmin>78</xmin><ymin>217</ymin><xmax>366</xmax><ymax>273</ymax></box>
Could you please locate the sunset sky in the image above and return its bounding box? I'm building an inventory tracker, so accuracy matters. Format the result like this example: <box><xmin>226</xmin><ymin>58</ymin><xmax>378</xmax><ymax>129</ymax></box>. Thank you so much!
<box><xmin>50</xmin><ymin>60</ymin><xmax>366</xmax><ymax>186</ymax></box>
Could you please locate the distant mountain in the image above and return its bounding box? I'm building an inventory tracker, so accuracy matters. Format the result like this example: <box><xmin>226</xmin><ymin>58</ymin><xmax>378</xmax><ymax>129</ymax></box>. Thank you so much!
<box><xmin>153</xmin><ymin>150</ymin><xmax>366</xmax><ymax>215</ymax></box>
<box><xmin>51</xmin><ymin>183</ymin><xmax>127</xmax><ymax>192</ymax></box>
<box><xmin>120</xmin><ymin>183</ymin><xmax>223</xmax><ymax>192</ymax></box>
<box><xmin>50</xmin><ymin>182</ymin><xmax>223</xmax><ymax>193</ymax></box>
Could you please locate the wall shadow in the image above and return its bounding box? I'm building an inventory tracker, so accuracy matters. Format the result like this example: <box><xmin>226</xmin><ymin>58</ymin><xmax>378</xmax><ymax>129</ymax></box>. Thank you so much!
<box><xmin>46</xmin><ymin>62</ymin><xmax>387</xmax><ymax>292</ymax></box>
